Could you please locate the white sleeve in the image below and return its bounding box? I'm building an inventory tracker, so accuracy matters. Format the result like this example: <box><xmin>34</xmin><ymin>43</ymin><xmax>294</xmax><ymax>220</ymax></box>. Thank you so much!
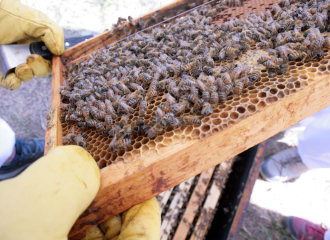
<box><xmin>298</xmin><ymin>106</ymin><xmax>330</xmax><ymax>169</ymax></box>
<box><xmin>0</xmin><ymin>118</ymin><xmax>15</xmax><ymax>166</ymax></box>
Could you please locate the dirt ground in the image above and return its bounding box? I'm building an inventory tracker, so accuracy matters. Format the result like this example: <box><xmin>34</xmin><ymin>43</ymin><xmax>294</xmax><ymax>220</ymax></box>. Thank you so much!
<box><xmin>2</xmin><ymin>1</ymin><xmax>330</xmax><ymax>239</ymax></box>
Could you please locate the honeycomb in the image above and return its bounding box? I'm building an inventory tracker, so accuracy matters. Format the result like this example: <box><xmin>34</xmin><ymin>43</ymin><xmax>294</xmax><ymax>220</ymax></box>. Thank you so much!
<box><xmin>60</xmin><ymin>0</ymin><xmax>330</xmax><ymax>169</ymax></box>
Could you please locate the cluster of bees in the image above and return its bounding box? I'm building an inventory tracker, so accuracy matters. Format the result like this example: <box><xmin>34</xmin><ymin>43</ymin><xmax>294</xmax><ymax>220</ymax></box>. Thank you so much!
<box><xmin>61</xmin><ymin>0</ymin><xmax>330</xmax><ymax>153</ymax></box>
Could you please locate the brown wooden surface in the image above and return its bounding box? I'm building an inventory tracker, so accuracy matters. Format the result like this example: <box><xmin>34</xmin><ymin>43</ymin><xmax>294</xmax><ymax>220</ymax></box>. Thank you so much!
<box><xmin>173</xmin><ymin>166</ymin><xmax>216</xmax><ymax>240</ymax></box>
<box><xmin>66</xmin><ymin>72</ymin><xmax>330</xmax><ymax>237</ymax></box>
<box><xmin>44</xmin><ymin>56</ymin><xmax>64</xmax><ymax>154</ymax></box>
<box><xmin>61</xmin><ymin>0</ymin><xmax>208</xmax><ymax>65</ymax></box>
<box><xmin>228</xmin><ymin>142</ymin><xmax>266</xmax><ymax>240</ymax></box>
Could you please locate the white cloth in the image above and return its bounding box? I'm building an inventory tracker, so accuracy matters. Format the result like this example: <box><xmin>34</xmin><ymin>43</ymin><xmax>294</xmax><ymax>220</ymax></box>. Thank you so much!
<box><xmin>324</xmin><ymin>230</ymin><xmax>330</xmax><ymax>240</ymax></box>
<box><xmin>0</xmin><ymin>118</ymin><xmax>16</xmax><ymax>166</ymax></box>
<box><xmin>298</xmin><ymin>106</ymin><xmax>330</xmax><ymax>169</ymax></box>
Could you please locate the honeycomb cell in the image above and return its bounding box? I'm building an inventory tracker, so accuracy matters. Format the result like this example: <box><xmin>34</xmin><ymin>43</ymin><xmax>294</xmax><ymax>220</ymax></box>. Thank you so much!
<box><xmin>247</xmin><ymin>105</ymin><xmax>256</xmax><ymax>113</ymax></box>
<box><xmin>220</xmin><ymin>112</ymin><xmax>228</xmax><ymax>118</ymax></box>
<box><xmin>134</xmin><ymin>142</ymin><xmax>142</xmax><ymax>149</ymax></box>
<box><xmin>232</xmin><ymin>101</ymin><xmax>240</xmax><ymax>106</ymax></box>
<box><xmin>224</xmin><ymin>106</ymin><xmax>232</xmax><ymax>111</ymax></box>
<box><xmin>240</xmin><ymin>98</ymin><xmax>249</xmax><ymax>103</ymax></box>
<box><xmin>278</xmin><ymin>78</ymin><xmax>286</xmax><ymax>82</ymax></box>
<box><xmin>266</xmin><ymin>96</ymin><xmax>278</xmax><ymax>103</ymax></box>
<box><xmin>257</xmin><ymin>101</ymin><xmax>266</xmax><ymax>109</ymax></box>
<box><xmin>320</xmin><ymin>60</ymin><xmax>329</xmax><ymax>64</ymax></box>
<box><xmin>284</xmin><ymin>89</ymin><xmax>290</xmax><ymax>95</ymax></box>
<box><xmin>148</xmin><ymin>140</ymin><xmax>156</xmax><ymax>148</ymax></box>
<box><xmin>296</xmin><ymin>62</ymin><xmax>303</xmax><ymax>66</ymax></box>
<box><xmin>155</xmin><ymin>136</ymin><xmax>164</xmax><ymax>143</ymax></box>
<box><xmin>237</xmin><ymin>106</ymin><xmax>246</xmax><ymax>114</ymax></box>
<box><xmin>124</xmin><ymin>153</ymin><xmax>133</xmax><ymax>162</ymax></box>
<box><xmin>249</xmin><ymin>94</ymin><xmax>257</xmax><ymax>98</ymax></box>
<box><xmin>212</xmin><ymin>118</ymin><xmax>222</xmax><ymax>125</ymax></box>
<box><xmin>308</xmin><ymin>68</ymin><xmax>317</xmax><ymax>72</ymax></box>
<box><xmin>185</xmin><ymin>126</ymin><xmax>193</xmax><ymax>135</ymax></box>
<box><xmin>312</xmin><ymin>63</ymin><xmax>320</xmax><ymax>67</ymax></box>
<box><xmin>250</xmin><ymin>89</ymin><xmax>258</xmax><ymax>94</ymax></box>
<box><xmin>270</xmin><ymin>88</ymin><xmax>278</xmax><ymax>94</ymax></box>
<box><xmin>94</xmin><ymin>156</ymin><xmax>100</xmax><ymax>161</ymax></box>
<box><xmin>164</xmin><ymin>132</ymin><xmax>174</xmax><ymax>138</ymax></box>
<box><xmin>277</xmin><ymin>91</ymin><xmax>284</xmax><ymax>98</ymax></box>
<box><xmin>300</xmin><ymin>74</ymin><xmax>308</xmax><ymax>80</ymax></box>
<box><xmin>294</xmin><ymin>81</ymin><xmax>301</xmax><ymax>88</ymax></box>
<box><xmin>250</xmin><ymin>98</ymin><xmax>259</xmax><ymax>104</ymax></box>
<box><xmin>100</xmin><ymin>151</ymin><xmax>107</xmax><ymax>158</ymax></box>
<box><xmin>98</xmin><ymin>160</ymin><xmax>106</xmax><ymax>168</ymax></box>
<box><xmin>319</xmin><ymin>66</ymin><xmax>326</xmax><ymax>72</ymax></box>
<box><xmin>202</xmin><ymin>117</ymin><xmax>210</xmax><ymax>123</ymax></box>
<box><xmin>212</xmin><ymin>128</ymin><xmax>219</xmax><ymax>134</ymax></box>
<box><xmin>301</xmin><ymin>81</ymin><xmax>308</xmax><ymax>87</ymax></box>
<box><xmin>192</xmin><ymin>129</ymin><xmax>200</xmax><ymax>138</ymax></box>
<box><xmin>261</xmin><ymin>78</ymin><xmax>269</xmax><ymax>82</ymax></box>
<box><xmin>287</xmin><ymin>83</ymin><xmax>294</xmax><ymax>89</ymax></box>
<box><xmin>202</xmin><ymin>125</ymin><xmax>210</xmax><ymax>133</ymax></box>
<box><xmin>258</xmin><ymin>92</ymin><xmax>266</xmax><ymax>98</ymax></box>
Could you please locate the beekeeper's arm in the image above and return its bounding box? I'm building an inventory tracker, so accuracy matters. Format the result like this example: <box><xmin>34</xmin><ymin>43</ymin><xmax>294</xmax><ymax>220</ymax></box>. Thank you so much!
<box><xmin>0</xmin><ymin>0</ymin><xmax>64</xmax><ymax>89</ymax></box>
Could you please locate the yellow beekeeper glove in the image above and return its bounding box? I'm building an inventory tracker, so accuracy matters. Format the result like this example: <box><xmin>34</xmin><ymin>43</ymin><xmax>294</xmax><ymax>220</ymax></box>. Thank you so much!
<box><xmin>0</xmin><ymin>146</ymin><xmax>100</xmax><ymax>240</ymax></box>
<box><xmin>83</xmin><ymin>198</ymin><xmax>161</xmax><ymax>240</ymax></box>
<box><xmin>0</xmin><ymin>0</ymin><xmax>64</xmax><ymax>90</ymax></box>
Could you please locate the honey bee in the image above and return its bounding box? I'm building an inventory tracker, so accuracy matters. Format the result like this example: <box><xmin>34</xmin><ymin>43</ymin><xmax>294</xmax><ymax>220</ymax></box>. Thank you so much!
<box><xmin>224</xmin><ymin>84</ymin><xmax>233</xmax><ymax>95</ymax></box>
<box><xmin>109</xmin><ymin>135</ymin><xmax>131</xmax><ymax>152</ymax></box>
<box><xmin>202</xmin><ymin>66</ymin><xmax>213</xmax><ymax>75</ymax></box>
<box><xmin>288</xmin><ymin>51</ymin><xmax>307</xmax><ymax>61</ymax></box>
<box><xmin>75</xmin><ymin>133</ymin><xmax>87</xmax><ymax>149</ymax></box>
<box><xmin>257</xmin><ymin>55</ymin><xmax>271</xmax><ymax>64</ymax></box>
<box><xmin>165</xmin><ymin>93</ymin><xmax>177</xmax><ymax>105</ymax></box>
<box><xmin>218</xmin><ymin>91</ymin><xmax>227</xmax><ymax>104</ymax></box>
<box><xmin>63</xmin><ymin>127</ymin><xmax>77</xmax><ymax>143</ymax></box>
<box><xmin>104</xmin><ymin>115</ymin><xmax>113</xmax><ymax>127</ymax></box>
<box><xmin>202</xmin><ymin>90</ymin><xmax>210</xmax><ymax>102</ymax></box>
<box><xmin>145</xmin><ymin>122</ymin><xmax>164</xmax><ymax>139</ymax></box>
<box><xmin>86</xmin><ymin>119</ymin><xmax>99</xmax><ymax>128</ymax></box>
<box><xmin>119</xmin><ymin>114</ymin><xmax>129</xmax><ymax>128</ymax></box>
<box><xmin>221</xmin><ymin>72</ymin><xmax>232</xmax><ymax>85</ymax></box>
<box><xmin>249</xmin><ymin>71</ymin><xmax>260</xmax><ymax>82</ymax></box>
<box><xmin>139</xmin><ymin>100</ymin><xmax>148</xmax><ymax>117</ymax></box>
<box><xmin>233</xmin><ymin>81</ymin><xmax>244</xmax><ymax>95</ymax></box>
<box><xmin>105</xmin><ymin>99</ymin><xmax>117</xmax><ymax>118</ymax></box>
<box><xmin>210</xmin><ymin>91</ymin><xmax>219</xmax><ymax>104</ymax></box>
<box><xmin>201</xmin><ymin>102</ymin><xmax>213</xmax><ymax>115</ymax></box>
<box><xmin>171</xmin><ymin>101</ymin><xmax>188</xmax><ymax>116</ymax></box>
<box><xmin>118</xmin><ymin>100</ymin><xmax>134</xmax><ymax>114</ymax></box>
<box><xmin>181</xmin><ymin>116</ymin><xmax>201</xmax><ymax>125</ymax></box>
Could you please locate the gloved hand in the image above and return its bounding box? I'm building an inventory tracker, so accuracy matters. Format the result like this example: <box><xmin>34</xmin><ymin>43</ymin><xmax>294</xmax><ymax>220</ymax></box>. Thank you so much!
<box><xmin>83</xmin><ymin>198</ymin><xmax>161</xmax><ymax>240</ymax></box>
<box><xmin>0</xmin><ymin>146</ymin><xmax>100</xmax><ymax>240</ymax></box>
<box><xmin>0</xmin><ymin>145</ymin><xmax>161</xmax><ymax>240</ymax></box>
<box><xmin>0</xmin><ymin>0</ymin><xmax>64</xmax><ymax>90</ymax></box>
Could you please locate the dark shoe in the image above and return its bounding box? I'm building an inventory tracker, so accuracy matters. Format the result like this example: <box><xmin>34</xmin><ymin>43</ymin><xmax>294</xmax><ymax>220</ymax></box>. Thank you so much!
<box><xmin>0</xmin><ymin>138</ymin><xmax>44</xmax><ymax>180</ymax></box>
<box><xmin>260</xmin><ymin>148</ymin><xmax>309</xmax><ymax>182</ymax></box>
<box><xmin>286</xmin><ymin>216</ymin><xmax>327</xmax><ymax>240</ymax></box>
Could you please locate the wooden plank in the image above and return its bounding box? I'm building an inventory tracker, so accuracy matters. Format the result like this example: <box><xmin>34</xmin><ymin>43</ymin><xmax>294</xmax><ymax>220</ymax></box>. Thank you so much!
<box><xmin>173</xmin><ymin>166</ymin><xmax>216</xmax><ymax>240</ymax></box>
<box><xmin>44</xmin><ymin>56</ymin><xmax>64</xmax><ymax>154</ymax></box>
<box><xmin>227</xmin><ymin>142</ymin><xmax>267</xmax><ymax>240</ymax></box>
<box><xmin>190</xmin><ymin>159</ymin><xmax>234</xmax><ymax>240</ymax></box>
<box><xmin>160</xmin><ymin>188</ymin><xmax>174</xmax><ymax>213</ymax></box>
<box><xmin>68</xmin><ymin>73</ymin><xmax>330</xmax><ymax>237</ymax></box>
<box><xmin>61</xmin><ymin>0</ymin><xmax>207</xmax><ymax>64</ymax></box>
<box><xmin>161</xmin><ymin>177</ymin><xmax>194</xmax><ymax>240</ymax></box>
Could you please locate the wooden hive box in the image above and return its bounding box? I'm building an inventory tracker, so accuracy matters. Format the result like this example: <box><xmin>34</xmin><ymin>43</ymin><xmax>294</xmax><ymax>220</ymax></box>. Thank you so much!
<box><xmin>45</xmin><ymin>0</ymin><xmax>330</xmax><ymax>238</ymax></box>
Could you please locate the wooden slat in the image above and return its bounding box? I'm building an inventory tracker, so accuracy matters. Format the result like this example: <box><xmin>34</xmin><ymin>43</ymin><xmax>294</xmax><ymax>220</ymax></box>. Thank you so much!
<box><xmin>45</xmin><ymin>56</ymin><xmax>64</xmax><ymax>154</ymax></box>
<box><xmin>191</xmin><ymin>159</ymin><xmax>235</xmax><ymax>240</ymax></box>
<box><xmin>67</xmin><ymin>73</ymin><xmax>330</xmax><ymax>237</ymax></box>
<box><xmin>160</xmin><ymin>188</ymin><xmax>175</xmax><ymax>213</ymax></box>
<box><xmin>161</xmin><ymin>177</ymin><xmax>194</xmax><ymax>239</ymax></box>
<box><xmin>173</xmin><ymin>166</ymin><xmax>216</xmax><ymax>240</ymax></box>
<box><xmin>61</xmin><ymin>0</ymin><xmax>207</xmax><ymax>64</ymax></box>
<box><xmin>227</xmin><ymin>142</ymin><xmax>267</xmax><ymax>240</ymax></box>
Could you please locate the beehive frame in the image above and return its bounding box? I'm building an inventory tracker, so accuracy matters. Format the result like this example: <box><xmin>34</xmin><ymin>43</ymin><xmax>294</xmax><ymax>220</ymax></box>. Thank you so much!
<box><xmin>45</xmin><ymin>0</ymin><xmax>330</xmax><ymax>238</ymax></box>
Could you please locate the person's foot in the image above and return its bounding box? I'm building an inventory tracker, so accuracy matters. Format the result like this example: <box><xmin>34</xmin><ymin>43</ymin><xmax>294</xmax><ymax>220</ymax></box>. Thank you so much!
<box><xmin>260</xmin><ymin>148</ymin><xmax>309</xmax><ymax>182</ymax></box>
<box><xmin>0</xmin><ymin>138</ymin><xmax>44</xmax><ymax>180</ymax></box>
<box><xmin>286</xmin><ymin>216</ymin><xmax>327</xmax><ymax>240</ymax></box>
